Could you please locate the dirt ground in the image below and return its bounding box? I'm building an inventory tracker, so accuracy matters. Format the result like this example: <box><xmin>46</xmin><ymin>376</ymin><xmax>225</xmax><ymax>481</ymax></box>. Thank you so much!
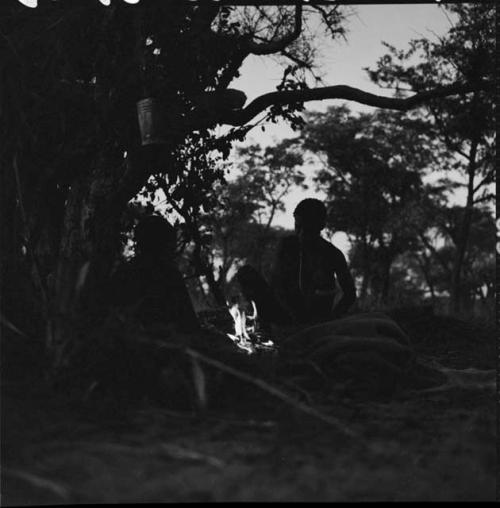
<box><xmin>2</xmin><ymin>312</ymin><xmax>496</xmax><ymax>503</ymax></box>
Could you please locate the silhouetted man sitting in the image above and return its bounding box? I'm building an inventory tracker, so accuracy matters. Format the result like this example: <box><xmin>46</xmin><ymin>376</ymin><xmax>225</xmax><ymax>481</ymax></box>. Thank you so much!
<box><xmin>237</xmin><ymin>198</ymin><xmax>356</xmax><ymax>325</ymax></box>
<box><xmin>274</xmin><ymin>198</ymin><xmax>356</xmax><ymax>323</ymax></box>
<box><xmin>109</xmin><ymin>216</ymin><xmax>199</xmax><ymax>331</ymax></box>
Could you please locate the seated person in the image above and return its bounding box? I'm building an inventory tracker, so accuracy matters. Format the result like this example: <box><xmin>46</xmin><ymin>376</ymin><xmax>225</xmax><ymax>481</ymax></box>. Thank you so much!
<box><xmin>236</xmin><ymin>265</ymin><xmax>291</xmax><ymax>327</ymax></box>
<box><xmin>273</xmin><ymin>198</ymin><xmax>356</xmax><ymax>323</ymax></box>
<box><xmin>108</xmin><ymin>215</ymin><xmax>199</xmax><ymax>331</ymax></box>
<box><xmin>237</xmin><ymin>198</ymin><xmax>356</xmax><ymax>325</ymax></box>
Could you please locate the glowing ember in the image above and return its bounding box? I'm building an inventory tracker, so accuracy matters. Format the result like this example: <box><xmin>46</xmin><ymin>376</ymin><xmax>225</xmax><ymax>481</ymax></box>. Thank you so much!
<box><xmin>226</xmin><ymin>299</ymin><xmax>274</xmax><ymax>354</ymax></box>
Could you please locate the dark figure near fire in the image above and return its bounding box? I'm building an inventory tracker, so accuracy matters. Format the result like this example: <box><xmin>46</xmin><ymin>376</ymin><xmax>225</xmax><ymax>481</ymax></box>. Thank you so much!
<box><xmin>237</xmin><ymin>198</ymin><xmax>356</xmax><ymax>326</ymax></box>
<box><xmin>108</xmin><ymin>216</ymin><xmax>199</xmax><ymax>331</ymax></box>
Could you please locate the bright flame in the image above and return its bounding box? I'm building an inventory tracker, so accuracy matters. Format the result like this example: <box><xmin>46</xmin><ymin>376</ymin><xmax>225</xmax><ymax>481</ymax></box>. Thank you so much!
<box><xmin>18</xmin><ymin>0</ymin><xmax>37</xmax><ymax>7</ymax></box>
<box><xmin>226</xmin><ymin>299</ymin><xmax>274</xmax><ymax>353</ymax></box>
<box><xmin>227</xmin><ymin>302</ymin><xmax>254</xmax><ymax>354</ymax></box>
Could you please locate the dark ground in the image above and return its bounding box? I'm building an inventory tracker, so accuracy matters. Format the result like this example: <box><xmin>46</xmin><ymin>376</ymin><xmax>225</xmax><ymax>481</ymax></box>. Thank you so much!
<box><xmin>1</xmin><ymin>310</ymin><xmax>496</xmax><ymax>504</ymax></box>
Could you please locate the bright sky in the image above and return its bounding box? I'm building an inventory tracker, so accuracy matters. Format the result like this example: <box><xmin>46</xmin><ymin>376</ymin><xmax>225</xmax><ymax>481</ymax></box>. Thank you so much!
<box><xmin>228</xmin><ymin>3</ymin><xmax>458</xmax><ymax>255</ymax></box>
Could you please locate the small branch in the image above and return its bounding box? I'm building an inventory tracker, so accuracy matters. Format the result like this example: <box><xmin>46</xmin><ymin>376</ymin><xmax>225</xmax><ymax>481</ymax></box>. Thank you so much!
<box><xmin>0</xmin><ymin>312</ymin><xmax>29</xmax><ymax>338</ymax></box>
<box><xmin>473</xmin><ymin>193</ymin><xmax>495</xmax><ymax>205</ymax></box>
<box><xmin>246</xmin><ymin>4</ymin><xmax>302</xmax><ymax>55</ymax></box>
<box><xmin>473</xmin><ymin>166</ymin><xmax>495</xmax><ymax>194</ymax></box>
<box><xmin>279</xmin><ymin>48</ymin><xmax>313</xmax><ymax>69</ymax></box>
<box><xmin>428</xmin><ymin>103</ymin><xmax>470</xmax><ymax>160</ymax></box>
<box><xmin>3</xmin><ymin>469</ymin><xmax>71</xmax><ymax>502</ymax></box>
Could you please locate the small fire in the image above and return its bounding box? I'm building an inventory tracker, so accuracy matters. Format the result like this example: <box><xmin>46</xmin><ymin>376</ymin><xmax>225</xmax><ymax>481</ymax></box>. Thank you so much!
<box><xmin>226</xmin><ymin>299</ymin><xmax>274</xmax><ymax>354</ymax></box>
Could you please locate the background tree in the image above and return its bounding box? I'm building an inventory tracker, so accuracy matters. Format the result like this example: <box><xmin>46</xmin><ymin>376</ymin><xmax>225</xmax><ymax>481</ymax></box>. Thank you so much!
<box><xmin>428</xmin><ymin>205</ymin><xmax>495</xmax><ymax>314</ymax></box>
<box><xmin>236</xmin><ymin>141</ymin><xmax>305</xmax><ymax>230</ymax></box>
<box><xmin>300</xmin><ymin>106</ymin><xmax>438</xmax><ymax>305</ymax></box>
<box><xmin>231</xmin><ymin>139</ymin><xmax>306</xmax><ymax>269</ymax></box>
<box><xmin>174</xmin><ymin>138</ymin><xmax>305</xmax><ymax>304</ymax></box>
<box><xmin>366</xmin><ymin>2</ymin><xmax>495</xmax><ymax>312</ymax></box>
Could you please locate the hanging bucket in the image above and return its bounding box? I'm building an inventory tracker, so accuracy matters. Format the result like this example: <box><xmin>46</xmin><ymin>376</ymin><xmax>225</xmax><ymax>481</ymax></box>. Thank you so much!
<box><xmin>136</xmin><ymin>98</ymin><xmax>166</xmax><ymax>145</ymax></box>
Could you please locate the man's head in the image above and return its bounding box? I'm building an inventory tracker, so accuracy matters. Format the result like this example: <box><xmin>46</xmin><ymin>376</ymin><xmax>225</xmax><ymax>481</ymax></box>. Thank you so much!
<box><xmin>135</xmin><ymin>215</ymin><xmax>176</xmax><ymax>257</ymax></box>
<box><xmin>293</xmin><ymin>198</ymin><xmax>326</xmax><ymax>239</ymax></box>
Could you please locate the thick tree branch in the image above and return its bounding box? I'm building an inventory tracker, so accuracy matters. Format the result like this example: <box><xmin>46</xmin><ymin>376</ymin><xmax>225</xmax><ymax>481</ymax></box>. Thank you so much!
<box><xmin>246</xmin><ymin>4</ymin><xmax>302</xmax><ymax>55</ymax></box>
<box><xmin>221</xmin><ymin>80</ymin><xmax>492</xmax><ymax>126</ymax></box>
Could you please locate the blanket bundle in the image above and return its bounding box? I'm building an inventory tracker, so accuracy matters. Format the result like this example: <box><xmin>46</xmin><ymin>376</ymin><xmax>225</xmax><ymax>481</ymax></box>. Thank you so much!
<box><xmin>281</xmin><ymin>313</ymin><xmax>415</xmax><ymax>393</ymax></box>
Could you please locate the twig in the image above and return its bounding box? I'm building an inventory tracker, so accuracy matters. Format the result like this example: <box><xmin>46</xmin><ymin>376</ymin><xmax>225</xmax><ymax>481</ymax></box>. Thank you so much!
<box><xmin>204</xmin><ymin>416</ymin><xmax>276</xmax><ymax>429</ymax></box>
<box><xmin>3</xmin><ymin>469</ymin><xmax>71</xmax><ymax>501</ymax></box>
<box><xmin>136</xmin><ymin>408</ymin><xmax>196</xmax><ymax>420</ymax></box>
<box><xmin>48</xmin><ymin>440</ymin><xmax>226</xmax><ymax>469</ymax></box>
<box><xmin>159</xmin><ymin>443</ymin><xmax>225</xmax><ymax>468</ymax></box>
<box><xmin>184</xmin><ymin>347</ymin><xmax>358</xmax><ymax>439</ymax></box>
<box><xmin>12</xmin><ymin>155</ymin><xmax>49</xmax><ymax>312</ymax></box>
<box><xmin>0</xmin><ymin>312</ymin><xmax>29</xmax><ymax>338</ymax></box>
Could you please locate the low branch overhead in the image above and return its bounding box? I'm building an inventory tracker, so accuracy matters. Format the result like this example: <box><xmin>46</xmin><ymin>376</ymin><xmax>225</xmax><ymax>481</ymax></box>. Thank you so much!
<box><xmin>221</xmin><ymin>80</ymin><xmax>492</xmax><ymax>126</ymax></box>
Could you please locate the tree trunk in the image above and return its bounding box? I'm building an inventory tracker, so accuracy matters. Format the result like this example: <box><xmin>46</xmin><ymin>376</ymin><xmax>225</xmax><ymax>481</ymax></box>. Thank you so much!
<box><xmin>48</xmin><ymin>145</ymin><xmax>161</xmax><ymax>370</ymax></box>
<box><xmin>359</xmin><ymin>236</ymin><xmax>370</xmax><ymax>302</ymax></box>
<box><xmin>49</xmin><ymin>155</ymin><xmax>124</xmax><ymax>369</ymax></box>
<box><xmin>417</xmin><ymin>254</ymin><xmax>436</xmax><ymax>305</ymax></box>
<box><xmin>450</xmin><ymin>139</ymin><xmax>478</xmax><ymax>313</ymax></box>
